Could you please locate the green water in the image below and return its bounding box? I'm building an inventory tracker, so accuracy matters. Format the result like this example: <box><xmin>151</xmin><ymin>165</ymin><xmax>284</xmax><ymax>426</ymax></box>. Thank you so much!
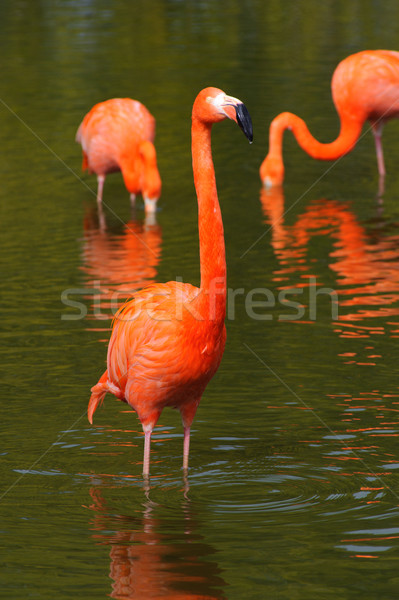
<box><xmin>2</xmin><ymin>1</ymin><xmax>399</xmax><ymax>598</ymax></box>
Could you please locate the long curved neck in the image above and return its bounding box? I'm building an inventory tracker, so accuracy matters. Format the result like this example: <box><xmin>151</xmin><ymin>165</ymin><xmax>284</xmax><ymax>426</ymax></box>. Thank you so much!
<box><xmin>270</xmin><ymin>112</ymin><xmax>364</xmax><ymax>160</ymax></box>
<box><xmin>192</xmin><ymin>115</ymin><xmax>226</xmax><ymax>320</ymax></box>
<box><xmin>120</xmin><ymin>154</ymin><xmax>140</xmax><ymax>194</ymax></box>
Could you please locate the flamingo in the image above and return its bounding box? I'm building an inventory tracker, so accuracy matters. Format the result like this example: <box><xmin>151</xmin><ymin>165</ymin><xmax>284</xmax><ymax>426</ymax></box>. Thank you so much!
<box><xmin>76</xmin><ymin>98</ymin><xmax>162</xmax><ymax>212</ymax></box>
<box><xmin>87</xmin><ymin>87</ymin><xmax>253</xmax><ymax>476</ymax></box>
<box><xmin>260</xmin><ymin>50</ymin><xmax>399</xmax><ymax>187</ymax></box>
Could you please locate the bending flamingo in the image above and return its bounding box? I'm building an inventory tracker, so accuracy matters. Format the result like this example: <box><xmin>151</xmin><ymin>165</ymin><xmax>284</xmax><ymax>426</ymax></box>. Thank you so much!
<box><xmin>260</xmin><ymin>50</ymin><xmax>399</xmax><ymax>187</ymax></box>
<box><xmin>76</xmin><ymin>98</ymin><xmax>162</xmax><ymax>212</ymax></box>
<box><xmin>88</xmin><ymin>87</ymin><xmax>253</xmax><ymax>476</ymax></box>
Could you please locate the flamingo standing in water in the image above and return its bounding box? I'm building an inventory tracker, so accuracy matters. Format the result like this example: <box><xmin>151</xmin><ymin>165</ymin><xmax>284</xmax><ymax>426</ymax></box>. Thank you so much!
<box><xmin>76</xmin><ymin>98</ymin><xmax>162</xmax><ymax>213</ymax></box>
<box><xmin>88</xmin><ymin>87</ymin><xmax>253</xmax><ymax>476</ymax></box>
<box><xmin>260</xmin><ymin>50</ymin><xmax>399</xmax><ymax>187</ymax></box>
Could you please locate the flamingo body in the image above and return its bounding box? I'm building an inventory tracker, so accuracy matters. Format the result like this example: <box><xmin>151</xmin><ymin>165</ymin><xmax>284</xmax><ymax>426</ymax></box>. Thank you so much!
<box><xmin>88</xmin><ymin>88</ymin><xmax>253</xmax><ymax>475</ymax></box>
<box><xmin>260</xmin><ymin>50</ymin><xmax>399</xmax><ymax>186</ymax></box>
<box><xmin>76</xmin><ymin>98</ymin><xmax>161</xmax><ymax>211</ymax></box>
<box><xmin>89</xmin><ymin>281</ymin><xmax>226</xmax><ymax>429</ymax></box>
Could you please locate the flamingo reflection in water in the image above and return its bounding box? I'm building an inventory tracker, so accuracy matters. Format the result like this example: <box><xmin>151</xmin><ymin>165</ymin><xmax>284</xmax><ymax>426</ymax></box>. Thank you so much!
<box><xmin>87</xmin><ymin>484</ymin><xmax>227</xmax><ymax>599</ymax></box>
<box><xmin>261</xmin><ymin>187</ymin><xmax>399</xmax><ymax>490</ymax></box>
<box><xmin>80</xmin><ymin>204</ymin><xmax>162</xmax><ymax>325</ymax></box>
<box><xmin>261</xmin><ymin>187</ymin><xmax>399</xmax><ymax>329</ymax></box>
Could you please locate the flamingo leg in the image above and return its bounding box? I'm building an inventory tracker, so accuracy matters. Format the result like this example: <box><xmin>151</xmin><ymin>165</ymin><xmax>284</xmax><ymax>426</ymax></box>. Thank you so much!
<box><xmin>183</xmin><ymin>426</ymin><xmax>191</xmax><ymax>471</ymax></box>
<box><xmin>372</xmin><ymin>122</ymin><xmax>386</xmax><ymax>178</ymax></box>
<box><xmin>97</xmin><ymin>175</ymin><xmax>105</xmax><ymax>205</ymax></box>
<box><xmin>143</xmin><ymin>429</ymin><xmax>152</xmax><ymax>476</ymax></box>
<box><xmin>144</xmin><ymin>197</ymin><xmax>157</xmax><ymax>214</ymax></box>
<box><xmin>130</xmin><ymin>193</ymin><xmax>136</xmax><ymax>207</ymax></box>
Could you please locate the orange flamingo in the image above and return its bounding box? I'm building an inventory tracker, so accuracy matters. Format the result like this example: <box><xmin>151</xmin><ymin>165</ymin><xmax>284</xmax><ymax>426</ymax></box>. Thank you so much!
<box><xmin>76</xmin><ymin>98</ymin><xmax>162</xmax><ymax>212</ymax></box>
<box><xmin>260</xmin><ymin>50</ymin><xmax>399</xmax><ymax>187</ymax></box>
<box><xmin>87</xmin><ymin>87</ymin><xmax>253</xmax><ymax>476</ymax></box>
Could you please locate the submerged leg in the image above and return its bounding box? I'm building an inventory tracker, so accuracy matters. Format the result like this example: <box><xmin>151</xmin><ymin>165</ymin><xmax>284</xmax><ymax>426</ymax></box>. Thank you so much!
<box><xmin>97</xmin><ymin>175</ymin><xmax>105</xmax><ymax>205</ymax></box>
<box><xmin>143</xmin><ymin>429</ymin><xmax>152</xmax><ymax>476</ymax></box>
<box><xmin>144</xmin><ymin>197</ymin><xmax>157</xmax><ymax>214</ymax></box>
<box><xmin>98</xmin><ymin>202</ymin><xmax>106</xmax><ymax>231</ymax></box>
<box><xmin>372</xmin><ymin>123</ymin><xmax>386</xmax><ymax>178</ymax></box>
<box><xmin>183</xmin><ymin>426</ymin><xmax>191</xmax><ymax>471</ymax></box>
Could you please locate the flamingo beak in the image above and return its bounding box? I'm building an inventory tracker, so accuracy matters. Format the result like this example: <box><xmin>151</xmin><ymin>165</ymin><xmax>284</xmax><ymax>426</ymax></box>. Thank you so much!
<box><xmin>234</xmin><ymin>103</ymin><xmax>253</xmax><ymax>143</ymax></box>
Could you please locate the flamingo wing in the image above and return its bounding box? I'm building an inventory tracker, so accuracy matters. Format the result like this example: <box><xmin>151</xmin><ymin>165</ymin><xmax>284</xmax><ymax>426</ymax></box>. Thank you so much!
<box><xmin>104</xmin><ymin>281</ymin><xmax>225</xmax><ymax>429</ymax></box>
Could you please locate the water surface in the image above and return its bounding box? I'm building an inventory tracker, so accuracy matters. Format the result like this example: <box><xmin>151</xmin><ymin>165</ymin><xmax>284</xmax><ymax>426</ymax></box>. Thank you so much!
<box><xmin>1</xmin><ymin>1</ymin><xmax>399</xmax><ymax>598</ymax></box>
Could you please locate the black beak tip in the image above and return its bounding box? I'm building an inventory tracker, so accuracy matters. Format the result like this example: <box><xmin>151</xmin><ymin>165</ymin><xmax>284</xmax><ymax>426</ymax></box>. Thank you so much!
<box><xmin>235</xmin><ymin>103</ymin><xmax>253</xmax><ymax>143</ymax></box>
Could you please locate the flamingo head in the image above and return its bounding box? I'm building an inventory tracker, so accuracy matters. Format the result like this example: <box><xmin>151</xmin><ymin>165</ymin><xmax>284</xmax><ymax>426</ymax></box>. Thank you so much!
<box><xmin>260</xmin><ymin>153</ymin><xmax>285</xmax><ymax>188</ymax></box>
<box><xmin>193</xmin><ymin>87</ymin><xmax>253</xmax><ymax>142</ymax></box>
<box><xmin>138</xmin><ymin>140</ymin><xmax>162</xmax><ymax>213</ymax></box>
